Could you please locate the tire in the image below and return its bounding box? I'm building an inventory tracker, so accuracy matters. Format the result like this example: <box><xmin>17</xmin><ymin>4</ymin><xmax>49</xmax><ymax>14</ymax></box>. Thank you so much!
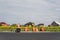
<box><xmin>15</xmin><ymin>28</ymin><xmax>21</xmax><ymax>33</ymax></box>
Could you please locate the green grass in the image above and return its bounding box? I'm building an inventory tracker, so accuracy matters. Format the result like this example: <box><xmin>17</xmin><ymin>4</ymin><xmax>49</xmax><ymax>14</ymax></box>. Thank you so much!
<box><xmin>0</xmin><ymin>26</ymin><xmax>60</xmax><ymax>32</ymax></box>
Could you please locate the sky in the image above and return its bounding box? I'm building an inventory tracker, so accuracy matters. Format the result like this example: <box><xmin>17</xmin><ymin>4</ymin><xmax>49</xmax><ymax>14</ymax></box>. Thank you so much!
<box><xmin>0</xmin><ymin>0</ymin><xmax>60</xmax><ymax>25</ymax></box>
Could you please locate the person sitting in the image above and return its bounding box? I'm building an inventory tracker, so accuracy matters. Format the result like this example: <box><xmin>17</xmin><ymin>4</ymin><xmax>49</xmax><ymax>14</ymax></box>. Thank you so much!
<box><xmin>15</xmin><ymin>24</ymin><xmax>21</xmax><ymax>33</ymax></box>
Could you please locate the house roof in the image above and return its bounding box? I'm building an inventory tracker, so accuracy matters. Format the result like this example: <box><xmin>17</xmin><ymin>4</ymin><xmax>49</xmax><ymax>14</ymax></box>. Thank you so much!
<box><xmin>53</xmin><ymin>21</ymin><xmax>60</xmax><ymax>25</ymax></box>
<box><xmin>0</xmin><ymin>22</ymin><xmax>7</xmax><ymax>24</ymax></box>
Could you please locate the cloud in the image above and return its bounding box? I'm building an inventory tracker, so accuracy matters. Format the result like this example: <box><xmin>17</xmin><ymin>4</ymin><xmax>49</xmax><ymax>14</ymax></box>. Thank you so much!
<box><xmin>0</xmin><ymin>0</ymin><xmax>60</xmax><ymax>25</ymax></box>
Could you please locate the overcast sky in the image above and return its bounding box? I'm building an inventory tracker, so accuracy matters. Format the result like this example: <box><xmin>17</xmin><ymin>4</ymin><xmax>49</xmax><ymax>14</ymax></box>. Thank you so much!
<box><xmin>0</xmin><ymin>0</ymin><xmax>60</xmax><ymax>25</ymax></box>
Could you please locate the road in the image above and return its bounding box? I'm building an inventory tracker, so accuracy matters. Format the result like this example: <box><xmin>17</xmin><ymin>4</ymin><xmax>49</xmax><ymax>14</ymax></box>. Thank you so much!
<box><xmin>0</xmin><ymin>32</ymin><xmax>60</xmax><ymax>40</ymax></box>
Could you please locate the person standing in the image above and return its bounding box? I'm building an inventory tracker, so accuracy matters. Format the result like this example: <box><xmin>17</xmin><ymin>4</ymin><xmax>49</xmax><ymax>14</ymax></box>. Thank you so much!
<box><xmin>24</xmin><ymin>25</ymin><xmax>28</xmax><ymax>32</ymax></box>
<box><xmin>32</xmin><ymin>24</ymin><xmax>35</xmax><ymax>32</ymax></box>
<box><xmin>35</xmin><ymin>27</ymin><xmax>38</xmax><ymax>32</ymax></box>
<box><xmin>40</xmin><ymin>25</ymin><xmax>44</xmax><ymax>32</ymax></box>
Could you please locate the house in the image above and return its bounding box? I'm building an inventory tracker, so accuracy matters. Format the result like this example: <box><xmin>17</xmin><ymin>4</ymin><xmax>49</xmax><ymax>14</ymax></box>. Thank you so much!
<box><xmin>0</xmin><ymin>22</ymin><xmax>9</xmax><ymax>26</ymax></box>
<box><xmin>51</xmin><ymin>21</ymin><xmax>60</xmax><ymax>26</ymax></box>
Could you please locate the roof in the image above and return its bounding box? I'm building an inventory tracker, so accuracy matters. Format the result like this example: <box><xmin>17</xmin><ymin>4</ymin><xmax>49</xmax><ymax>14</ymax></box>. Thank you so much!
<box><xmin>0</xmin><ymin>22</ymin><xmax>7</xmax><ymax>24</ymax></box>
<box><xmin>53</xmin><ymin>21</ymin><xmax>60</xmax><ymax>25</ymax></box>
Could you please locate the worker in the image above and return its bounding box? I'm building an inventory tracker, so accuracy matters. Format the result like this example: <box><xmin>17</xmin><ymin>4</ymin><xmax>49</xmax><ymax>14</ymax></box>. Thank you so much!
<box><xmin>32</xmin><ymin>24</ymin><xmax>35</xmax><ymax>32</ymax></box>
<box><xmin>24</xmin><ymin>25</ymin><xmax>28</xmax><ymax>32</ymax></box>
<box><xmin>40</xmin><ymin>25</ymin><xmax>44</xmax><ymax>32</ymax></box>
<box><xmin>15</xmin><ymin>24</ymin><xmax>21</xmax><ymax>33</ymax></box>
<box><xmin>35</xmin><ymin>28</ymin><xmax>38</xmax><ymax>32</ymax></box>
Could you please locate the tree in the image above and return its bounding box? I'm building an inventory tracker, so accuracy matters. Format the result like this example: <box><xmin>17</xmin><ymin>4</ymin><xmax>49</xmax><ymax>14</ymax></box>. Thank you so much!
<box><xmin>11</xmin><ymin>24</ymin><xmax>17</xmax><ymax>27</ymax></box>
<box><xmin>24</xmin><ymin>22</ymin><xmax>35</xmax><ymax>27</ymax></box>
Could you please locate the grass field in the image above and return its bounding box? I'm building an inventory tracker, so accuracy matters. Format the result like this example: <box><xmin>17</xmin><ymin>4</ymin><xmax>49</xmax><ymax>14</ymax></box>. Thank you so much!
<box><xmin>0</xmin><ymin>26</ymin><xmax>60</xmax><ymax>32</ymax></box>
